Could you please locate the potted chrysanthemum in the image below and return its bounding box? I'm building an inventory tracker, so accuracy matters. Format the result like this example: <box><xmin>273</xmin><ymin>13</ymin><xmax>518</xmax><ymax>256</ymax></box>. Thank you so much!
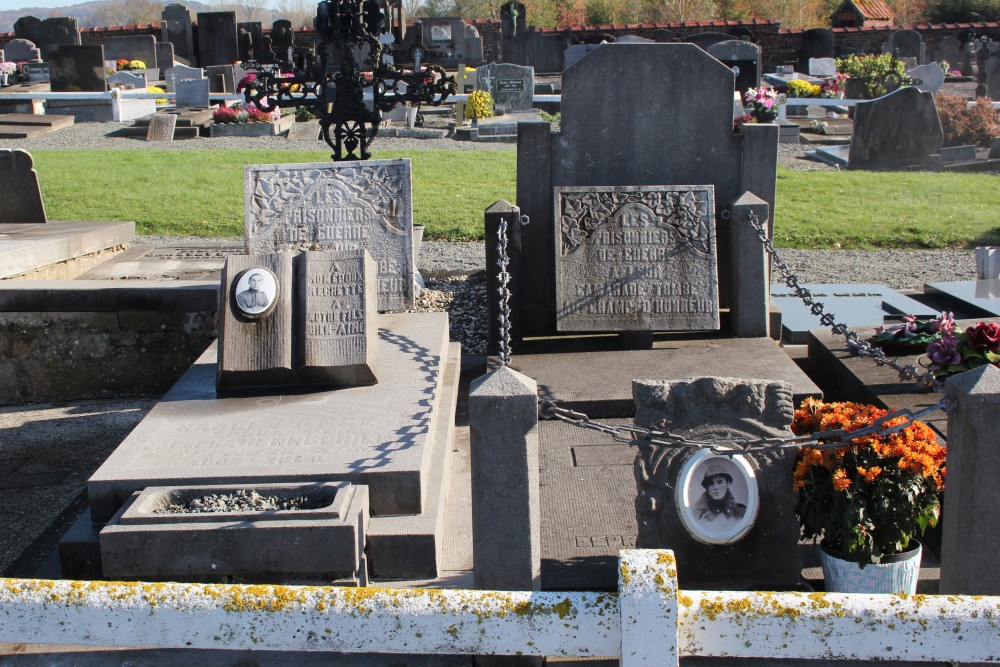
<box><xmin>791</xmin><ymin>398</ymin><xmax>945</xmax><ymax>593</ymax></box>
<box><xmin>464</xmin><ymin>89</ymin><xmax>494</xmax><ymax>129</ymax></box>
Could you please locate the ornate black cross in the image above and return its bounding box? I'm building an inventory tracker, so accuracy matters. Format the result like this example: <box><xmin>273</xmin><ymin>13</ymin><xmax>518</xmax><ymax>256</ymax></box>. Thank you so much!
<box><xmin>241</xmin><ymin>0</ymin><xmax>456</xmax><ymax>161</ymax></box>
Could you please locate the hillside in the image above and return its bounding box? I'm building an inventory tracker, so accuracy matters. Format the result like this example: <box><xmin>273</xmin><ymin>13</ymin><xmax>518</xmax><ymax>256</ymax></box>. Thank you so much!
<box><xmin>0</xmin><ymin>1</ymin><xmax>283</xmax><ymax>34</ymax></box>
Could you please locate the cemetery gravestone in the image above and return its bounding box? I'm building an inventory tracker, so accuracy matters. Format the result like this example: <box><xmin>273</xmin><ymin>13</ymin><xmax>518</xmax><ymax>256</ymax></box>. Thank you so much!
<box><xmin>564</xmin><ymin>44</ymin><xmax>602</xmax><ymax>70</ymax></box>
<box><xmin>271</xmin><ymin>19</ymin><xmax>294</xmax><ymax>60</ymax></box>
<box><xmin>107</xmin><ymin>71</ymin><xmax>145</xmax><ymax>90</ymax></box>
<box><xmin>707</xmin><ymin>39</ymin><xmax>761</xmax><ymax>93</ymax></box>
<box><xmin>808</xmin><ymin>57</ymin><xmax>837</xmax><ymax>77</ymax></box>
<box><xmin>688</xmin><ymin>32</ymin><xmax>733</xmax><ymax>51</ymax></box>
<box><xmin>632</xmin><ymin>377</ymin><xmax>803</xmax><ymax>590</ymax></box>
<box><xmin>652</xmin><ymin>30</ymin><xmax>678</xmax><ymax>43</ymax></box>
<box><xmin>174</xmin><ymin>77</ymin><xmax>210</xmax><ymax>107</ymax></box>
<box><xmin>146</xmin><ymin>114</ymin><xmax>177</xmax><ymax>142</ymax></box>
<box><xmin>161</xmin><ymin>4</ymin><xmax>194</xmax><ymax>60</ymax></box>
<box><xmin>887</xmin><ymin>29</ymin><xmax>925</xmax><ymax>64</ymax></box>
<box><xmin>849</xmin><ymin>86</ymin><xmax>943</xmax><ymax>169</ymax></box>
<box><xmin>156</xmin><ymin>42</ymin><xmax>175</xmax><ymax>70</ymax></box>
<box><xmin>13</xmin><ymin>16</ymin><xmax>42</xmax><ymax>45</ymax></box>
<box><xmin>475</xmin><ymin>62</ymin><xmax>534</xmax><ymax>111</ymax></box>
<box><xmin>798</xmin><ymin>28</ymin><xmax>834</xmax><ymax>73</ymax></box>
<box><xmin>165</xmin><ymin>63</ymin><xmax>203</xmax><ymax>92</ymax></box>
<box><xmin>102</xmin><ymin>36</ymin><xmax>156</xmax><ymax>69</ymax></box>
<box><xmin>4</xmin><ymin>39</ymin><xmax>40</xmax><ymax>63</ymax></box>
<box><xmin>907</xmin><ymin>63</ymin><xmax>945</xmax><ymax>93</ymax></box>
<box><xmin>616</xmin><ymin>35</ymin><xmax>653</xmax><ymax>44</ymax></box>
<box><xmin>197</xmin><ymin>11</ymin><xmax>238</xmax><ymax>67</ymax></box>
<box><xmin>554</xmin><ymin>185</ymin><xmax>719</xmax><ymax>332</ymax></box>
<box><xmin>244</xmin><ymin>159</ymin><xmax>415</xmax><ymax>312</ymax></box>
<box><xmin>238</xmin><ymin>22</ymin><xmax>263</xmax><ymax>62</ymax></box>
<box><xmin>205</xmin><ymin>64</ymin><xmax>235</xmax><ymax>93</ymax></box>
<box><xmin>0</xmin><ymin>149</ymin><xmax>45</xmax><ymax>224</ymax></box>
<box><xmin>36</xmin><ymin>17</ymin><xmax>80</xmax><ymax>60</ymax></box>
<box><xmin>936</xmin><ymin>36</ymin><xmax>962</xmax><ymax>71</ymax></box>
<box><xmin>47</xmin><ymin>44</ymin><xmax>106</xmax><ymax>93</ymax></box>
<box><xmin>987</xmin><ymin>57</ymin><xmax>1000</xmax><ymax>101</ymax></box>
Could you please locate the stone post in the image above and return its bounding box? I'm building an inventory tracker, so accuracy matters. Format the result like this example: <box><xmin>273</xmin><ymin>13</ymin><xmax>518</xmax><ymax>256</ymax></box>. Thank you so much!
<box><xmin>469</xmin><ymin>365</ymin><xmax>540</xmax><ymax>591</ymax></box>
<box><xmin>469</xmin><ymin>365</ymin><xmax>541</xmax><ymax>667</ymax></box>
<box><xmin>940</xmin><ymin>364</ymin><xmax>1000</xmax><ymax>594</ymax></box>
<box><xmin>727</xmin><ymin>192</ymin><xmax>770</xmax><ymax>338</ymax></box>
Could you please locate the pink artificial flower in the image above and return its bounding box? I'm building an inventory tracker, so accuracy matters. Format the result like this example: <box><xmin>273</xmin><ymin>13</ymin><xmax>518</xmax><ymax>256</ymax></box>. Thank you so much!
<box><xmin>931</xmin><ymin>312</ymin><xmax>956</xmax><ymax>336</ymax></box>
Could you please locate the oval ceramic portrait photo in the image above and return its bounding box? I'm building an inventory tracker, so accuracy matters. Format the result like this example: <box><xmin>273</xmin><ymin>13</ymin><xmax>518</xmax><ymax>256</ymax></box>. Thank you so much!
<box><xmin>233</xmin><ymin>267</ymin><xmax>278</xmax><ymax>319</ymax></box>
<box><xmin>675</xmin><ymin>449</ymin><xmax>759</xmax><ymax>545</ymax></box>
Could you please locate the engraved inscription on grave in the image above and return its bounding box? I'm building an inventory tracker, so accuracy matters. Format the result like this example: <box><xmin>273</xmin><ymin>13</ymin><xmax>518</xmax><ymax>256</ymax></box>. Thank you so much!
<box><xmin>555</xmin><ymin>185</ymin><xmax>720</xmax><ymax>332</ymax></box>
<box><xmin>496</xmin><ymin>78</ymin><xmax>524</xmax><ymax>92</ymax></box>
<box><xmin>244</xmin><ymin>159</ymin><xmax>414</xmax><ymax>312</ymax></box>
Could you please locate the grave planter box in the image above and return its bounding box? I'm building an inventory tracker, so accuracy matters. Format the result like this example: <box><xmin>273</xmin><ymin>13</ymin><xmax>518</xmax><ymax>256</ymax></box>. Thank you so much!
<box><xmin>99</xmin><ymin>481</ymin><xmax>369</xmax><ymax>583</ymax></box>
<box><xmin>209</xmin><ymin>114</ymin><xmax>294</xmax><ymax>137</ymax></box>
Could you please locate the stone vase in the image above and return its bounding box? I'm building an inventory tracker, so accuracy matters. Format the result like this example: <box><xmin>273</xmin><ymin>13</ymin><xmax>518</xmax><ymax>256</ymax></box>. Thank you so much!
<box><xmin>820</xmin><ymin>541</ymin><xmax>922</xmax><ymax>594</ymax></box>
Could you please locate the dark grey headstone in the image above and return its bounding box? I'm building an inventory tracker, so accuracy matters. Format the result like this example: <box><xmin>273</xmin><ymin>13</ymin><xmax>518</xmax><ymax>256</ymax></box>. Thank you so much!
<box><xmin>687</xmin><ymin>32</ymin><xmax>733</xmax><ymax>51</ymax></box>
<box><xmin>907</xmin><ymin>63</ymin><xmax>945</xmax><ymax>93</ymax></box>
<box><xmin>563</xmin><ymin>44</ymin><xmax>603</xmax><ymax>70</ymax></box>
<box><xmin>244</xmin><ymin>159</ymin><xmax>414</xmax><ymax>312</ymax></box>
<box><xmin>987</xmin><ymin>57</ymin><xmax>1000</xmax><ymax>101</ymax></box>
<box><xmin>4</xmin><ymin>38</ymin><xmax>40</xmax><ymax>63</ymax></box>
<box><xmin>475</xmin><ymin>62</ymin><xmax>534</xmax><ymax>111</ymax></box>
<box><xmin>849</xmin><ymin>87</ymin><xmax>943</xmax><ymax>168</ymax></box>
<box><xmin>13</xmin><ymin>16</ymin><xmax>41</xmax><ymax>44</ymax></box>
<box><xmin>102</xmin><ymin>36</ymin><xmax>156</xmax><ymax>68</ymax></box>
<box><xmin>554</xmin><ymin>185</ymin><xmax>719</xmax><ymax>332</ymax></box>
<box><xmin>299</xmin><ymin>249</ymin><xmax>379</xmax><ymax>385</ymax></box>
<box><xmin>652</xmin><ymin>29</ymin><xmax>677</xmax><ymax>43</ymax></box>
<box><xmin>887</xmin><ymin>29</ymin><xmax>925</xmax><ymax>64</ymax></box>
<box><xmin>174</xmin><ymin>77</ymin><xmax>209</xmax><ymax>107</ymax></box>
<box><xmin>22</xmin><ymin>62</ymin><xmax>48</xmax><ymax>82</ymax></box>
<box><xmin>205</xmin><ymin>63</ymin><xmax>235</xmax><ymax>93</ymax></box>
<box><xmin>237</xmin><ymin>22</ymin><xmax>263</xmax><ymax>62</ymax></box>
<box><xmin>936</xmin><ymin>36</ymin><xmax>962</xmax><ymax>69</ymax></box>
<box><xmin>155</xmin><ymin>42</ymin><xmax>174</xmax><ymax>70</ymax></box>
<box><xmin>196</xmin><ymin>11</ymin><xmax>238</xmax><ymax>67</ymax></box>
<box><xmin>271</xmin><ymin>19</ymin><xmax>294</xmax><ymax>54</ymax></box>
<box><xmin>146</xmin><ymin>114</ymin><xmax>177</xmax><ymax>142</ymax></box>
<box><xmin>616</xmin><ymin>35</ymin><xmax>653</xmax><ymax>44</ymax></box>
<box><xmin>798</xmin><ymin>28</ymin><xmax>834</xmax><ymax>72</ymax></box>
<box><xmin>35</xmin><ymin>17</ymin><xmax>80</xmax><ymax>60</ymax></box>
<box><xmin>0</xmin><ymin>149</ymin><xmax>45</xmax><ymax>224</ymax></box>
<box><xmin>707</xmin><ymin>39</ymin><xmax>760</xmax><ymax>92</ymax></box>
<box><xmin>632</xmin><ymin>377</ymin><xmax>802</xmax><ymax>590</ymax></box>
<box><xmin>161</xmin><ymin>3</ymin><xmax>194</xmax><ymax>60</ymax></box>
<box><xmin>47</xmin><ymin>44</ymin><xmax>106</xmax><ymax>93</ymax></box>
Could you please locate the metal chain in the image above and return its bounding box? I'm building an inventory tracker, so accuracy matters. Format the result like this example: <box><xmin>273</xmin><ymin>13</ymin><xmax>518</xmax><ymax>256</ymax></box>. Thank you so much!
<box><xmin>540</xmin><ymin>398</ymin><xmax>953</xmax><ymax>455</ymax></box>
<box><xmin>746</xmin><ymin>210</ymin><xmax>943</xmax><ymax>392</ymax></box>
<box><xmin>497</xmin><ymin>216</ymin><xmax>513</xmax><ymax>367</ymax></box>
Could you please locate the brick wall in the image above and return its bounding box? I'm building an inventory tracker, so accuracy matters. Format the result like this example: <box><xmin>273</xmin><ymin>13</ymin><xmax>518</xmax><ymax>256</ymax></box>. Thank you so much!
<box><xmin>0</xmin><ymin>18</ymin><xmax>996</xmax><ymax>72</ymax></box>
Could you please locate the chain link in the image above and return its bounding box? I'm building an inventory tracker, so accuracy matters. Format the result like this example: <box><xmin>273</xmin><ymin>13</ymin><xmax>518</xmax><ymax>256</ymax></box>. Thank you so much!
<box><xmin>496</xmin><ymin>216</ymin><xmax>513</xmax><ymax>367</ymax></box>
<box><xmin>746</xmin><ymin>210</ymin><xmax>943</xmax><ymax>392</ymax></box>
<box><xmin>540</xmin><ymin>398</ymin><xmax>953</xmax><ymax>454</ymax></box>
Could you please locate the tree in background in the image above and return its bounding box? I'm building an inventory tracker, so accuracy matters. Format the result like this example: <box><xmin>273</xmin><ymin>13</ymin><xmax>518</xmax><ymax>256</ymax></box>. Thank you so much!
<box><xmin>275</xmin><ymin>0</ymin><xmax>315</xmax><ymax>27</ymax></box>
<box><xmin>93</xmin><ymin>0</ymin><xmax>164</xmax><ymax>26</ymax></box>
<box><xmin>927</xmin><ymin>0</ymin><xmax>1000</xmax><ymax>22</ymax></box>
<box><xmin>211</xmin><ymin>0</ymin><xmax>270</xmax><ymax>22</ymax></box>
<box><xmin>650</xmin><ymin>0</ymin><xmax>718</xmax><ymax>23</ymax></box>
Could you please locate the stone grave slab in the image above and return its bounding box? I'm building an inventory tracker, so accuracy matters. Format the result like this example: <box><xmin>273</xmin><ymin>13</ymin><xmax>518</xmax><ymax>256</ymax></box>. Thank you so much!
<box><xmin>4</xmin><ymin>39</ymin><xmax>40</xmax><ymax>63</ymax></box>
<box><xmin>102</xmin><ymin>35</ymin><xmax>156</xmax><ymax>68</ymax></box>
<box><xmin>88</xmin><ymin>311</ymin><xmax>450</xmax><ymax>523</ymax></box>
<box><xmin>77</xmin><ymin>241</ymin><xmax>244</xmax><ymax>280</ymax></box>
<box><xmin>0</xmin><ymin>125</ymin><xmax>50</xmax><ymax>139</ymax></box>
<box><xmin>145</xmin><ymin>114</ymin><xmax>177</xmax><ymax>142</ymax></box>
<box><xmin>197</xmin><ymin>11</ymin><xmax>238</xmax><ymax>67</ymax></box>
<box><xmin>106</xmin><ymin>71</ymin><xmax>145</xmax><ymax>89</ymax></box>
<box><xmin>286</xmin><ymin>119</ymin><xmax>320</xmax><ymax>141</ymax></box>
<box><xmin>205</xmin><ymin>64</ymin><xmax>235</xmax><ymax>93</ymax></box>
<box><xmin>99</xmin><ymin>481</ymin><xmax>369</xmax><ymax>583</ymax></box>
<box><xmin>0</xmin><ymin>221</ymin><xmax>135</xmax><ymax>278</ymax></box>
<box><xmin>36</xmin><ymin>17</ymin><xmax>80</xmax><ymax>60</ymax></box>
<box><xmin>924</xmin><ymin>280</ymin><xmax>1000</xmax><ymax>317</ymax></box>
<box><xmin>162</xmin><ymin>3</ymin><xmax>194</xmax><ymax>60</ymax></box>
<box><xmin>807</xmin><ymin>144</ymin><xmax>849</xmax><ymax>168</ymax></box>
<box><xmin>510</xmin><ymin>336</ymin><xmax>820</xmax><ymax>419</ymax></box>
<box><xmin>908</xmin><ymin>63</ymin><xmax>945</xmax><ymax>93</ymax></box>
<box><xmin>156</xmin><ymin>42</ymin><xmax>174</xmax><ymax>69</ymax></box>
<box><xmin>475</xmin><ymin>62</ymin><xmax>533</xmax><ymax>111</ymax></box>
<box><xmin>809</xmin><ymin>57</ymin><xmax>837</xmax><ymax>77</ymax></box>
<box><xmin>707</xmin><ymin>39</ymin><xmax>761</xmax><ymax>92</ymax></box>
<box><xmin>245</xmin><ymin>159</ymin><xmax>414</xmax><ymax>311</ymax></box>
<box><xmin>849</xmin><ymin>87</ymin><xmax>942</xmax><ymax>169</ymax></box>
<box><xmin>771</xmin><ymin>283</ymin><xmax>939</xmax><ymax>344</ymax></box>
<box><xmin>165</xmin><ymin>63</ymin><xmax>203</xmax><ymax>92</ymax></box>
<box><xmin>554</xmin><ymin>185</ymin><xmax>719</xmax><ymax>332</ymax></box>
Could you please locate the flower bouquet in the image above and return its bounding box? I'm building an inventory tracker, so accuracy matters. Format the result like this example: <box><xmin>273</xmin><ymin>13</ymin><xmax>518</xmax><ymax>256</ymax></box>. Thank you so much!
<box><xmin>786</xmin><ymin>79</ymin><xmax>820</xmax><ymax>98</ymax></box>
<box><xmin>924</xmin><ymin>320</ymin><xmax>1000</xmax><ymax>378</ymax></box>
<box><xmin>871</xmin><ymin>312</ymin><xmax>952</xmax><ymax>355</ymax></box>
<box><xmin>792</xmin><ymin>399</ymin><xmax>945</xmax><ymax>569</ymax></box>
<box><xmin>820</xmin><ymin>73</ymin><xmax>847</xmax><ymax>98</ymax></box>
<box><xmin>743</xmin><ymin>87</ymin><xmax>779</xmax><ymax>122</ymax></box>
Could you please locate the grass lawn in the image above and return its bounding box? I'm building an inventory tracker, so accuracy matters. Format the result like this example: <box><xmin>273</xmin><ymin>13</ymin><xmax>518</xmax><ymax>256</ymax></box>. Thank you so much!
<box><xmin>30</xmin><ymin>148</ymin><xmax>1000</xmax><ymax>249</ymax></box>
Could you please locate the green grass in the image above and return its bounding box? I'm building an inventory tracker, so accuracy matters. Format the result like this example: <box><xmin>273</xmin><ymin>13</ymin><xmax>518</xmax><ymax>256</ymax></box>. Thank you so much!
<box><xmin>31</xmin><ymin>149</ymin><xmax>515</xmax><ymax>240</ymax></box>
<box><xmin>29</xmin><ymin>149</ymin><xmax>1000</xmax><ymax>249</ymax></box>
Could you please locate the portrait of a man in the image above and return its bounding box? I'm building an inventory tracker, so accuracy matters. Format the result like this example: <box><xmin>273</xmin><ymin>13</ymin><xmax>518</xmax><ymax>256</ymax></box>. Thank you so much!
<box><xmin>233</xmin><ymin>268</ymin><xmax>277</xmax><ymax>317</ymax></box>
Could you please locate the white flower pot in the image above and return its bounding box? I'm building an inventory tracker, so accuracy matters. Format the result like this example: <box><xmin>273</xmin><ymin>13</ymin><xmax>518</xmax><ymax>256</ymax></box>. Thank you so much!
<box><xmin>820</xmin><ymin>542</ymin><xmax>922</xmax><ymax>594</ymax></box>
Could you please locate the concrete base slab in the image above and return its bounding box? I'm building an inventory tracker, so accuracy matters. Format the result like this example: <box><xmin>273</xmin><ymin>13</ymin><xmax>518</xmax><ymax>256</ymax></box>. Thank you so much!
<box><xmin>77</xmin><ymin>241</ymin><xmax>246</xmax><ymax>280</ymax></box>
<box><xmin>0</xmin><ymin>221</ymin><xmax>135</xmax><ymax>279</ymax></box>
<box><xmin>510</xmin><ymin>335</ymin><xmax>821</xmax><ymax>418</ymax></box>
<box><xmin>46</xmin><ymin>98</ymin><xmax>156</xmax><ymax>122</ymax></box>
<box><xmin>0</xmin><ymin>125</ymin><xmax>52</xmax><ymax>139</ymax></box>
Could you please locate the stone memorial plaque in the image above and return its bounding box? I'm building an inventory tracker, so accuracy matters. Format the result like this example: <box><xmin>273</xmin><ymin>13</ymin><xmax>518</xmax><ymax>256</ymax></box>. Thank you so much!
<box><xmin>175</xmin><ymin>77</ymin><xmax>210</xmax><ymax>107</ymax></box>
<box><xmin>47</xmin><ymin>44</ymin><xmax>106</xmax><ymax>93</ymax></box>
<box><xmin>108</xmin><ymin>71</ymin><xmax>145</xmax><ymax>90</ymax></box>
<box><xmin>808</xmin><ymin>57</ymin><xmax>837</xmax><ymax>77</ymax></box>
<box><xmin>146</xmin><ymin>114</ymin><xmax>177</xmax><ymax>142</ymax></box>
<box><xmin>245</xmin><ymin>159</ymin><xmax>414</xmax><ymax>312</ymax></box>
<box><xmin>299</xmin><ymin>249</ymin><xmax>378</xmax><ymax>385</ymax></box>
<box><xmin>475</xmin><ymin>62</ymin><xmax>533</xmax><ymax>110</ymax></box>
<box><xmin>497</xmin><ymin>78</ymin><xmax>525</xmax><ymax>93</ymax></box>
<box><xmin>554</xmin><ymin>185</ymin><xmax>719</xmax><ymax>332</ymax></box>
<box><xmin>165</xmin><ymin>64</ymin><xmax>203</xmax><ymax>92</ymax></box>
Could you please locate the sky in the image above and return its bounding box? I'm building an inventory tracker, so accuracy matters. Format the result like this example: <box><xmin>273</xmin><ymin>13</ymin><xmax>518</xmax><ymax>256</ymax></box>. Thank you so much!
<box><xmin>0</xmin><ymin>0</ymin><xmax>87</xmax><ymax>11</ymax></box>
